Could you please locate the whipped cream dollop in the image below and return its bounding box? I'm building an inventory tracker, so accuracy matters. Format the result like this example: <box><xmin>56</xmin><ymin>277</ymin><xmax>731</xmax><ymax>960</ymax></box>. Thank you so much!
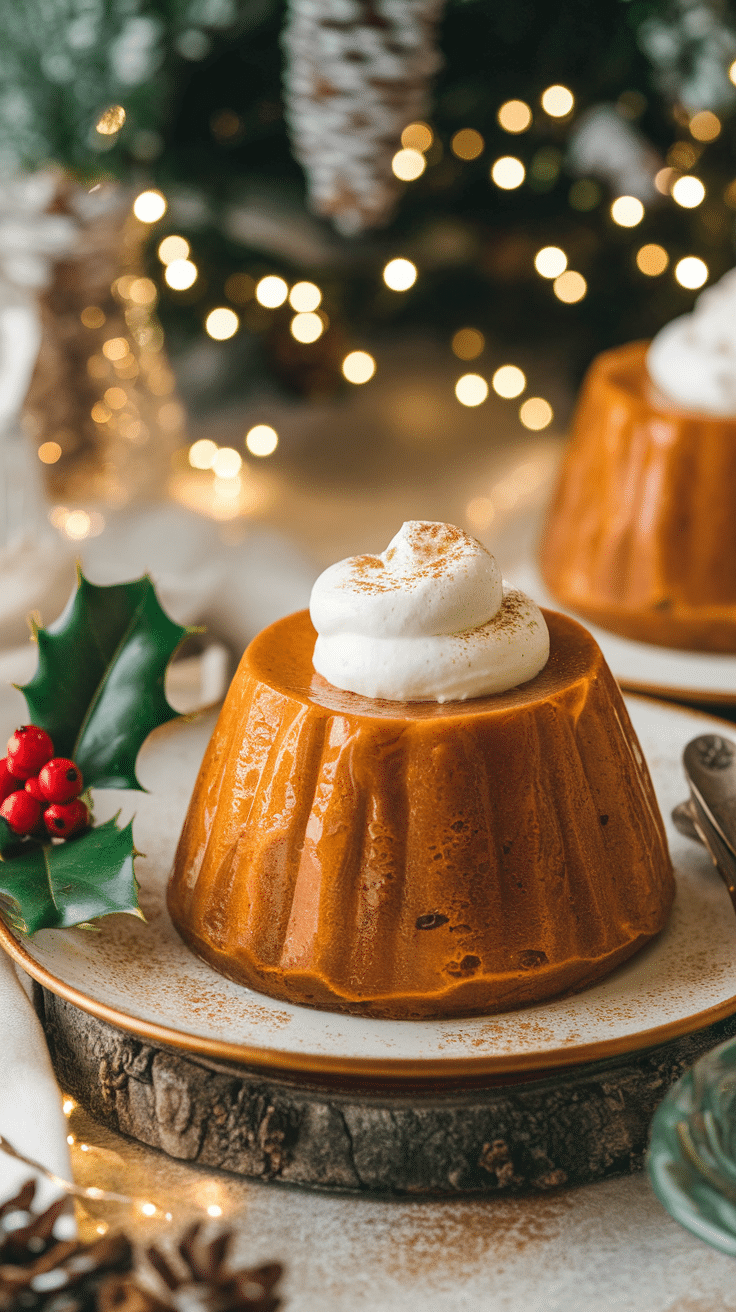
<box><xmin>647</xmin><ymin>267</ymin><xmax>736</xmax><ymax>415</ymax></box>
<box><xmin>310</xmin><ymin>521</ymin><xmax>549</xmax><ymax>702</ymax></box>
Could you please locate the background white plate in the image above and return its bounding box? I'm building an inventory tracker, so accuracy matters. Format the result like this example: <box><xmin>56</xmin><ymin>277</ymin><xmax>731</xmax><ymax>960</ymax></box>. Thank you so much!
<box><xmin>515</xmin><ymin>561</ymin><xmax>736</xmax><ymax>707</ymax></box>
<box><xmin>1</xmin><ymin>663</ymin><xmax>736</xmax><ymax>1079</ymax></box>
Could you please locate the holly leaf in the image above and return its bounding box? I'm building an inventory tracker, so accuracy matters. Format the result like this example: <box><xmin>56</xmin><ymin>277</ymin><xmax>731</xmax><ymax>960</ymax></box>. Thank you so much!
<box><xmin>0</xmin><ymin>817</ymin><xmax>142</xmax><ymax>936</ymax></box>
<box><xmin>19</xmin><ymin>570</ymin><xmax>189</xmax><ymax>791</ymax></box>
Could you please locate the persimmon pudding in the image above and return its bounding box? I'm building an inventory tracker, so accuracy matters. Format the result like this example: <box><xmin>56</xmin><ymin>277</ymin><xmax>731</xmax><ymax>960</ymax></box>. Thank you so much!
<box><xmin>540</xmin><ymin>268</ymin><xmax>736</xmax><ymax>650</ymax></box>
<box><xmin>168</xmin><ymin>521</ymin><xmax>673</xmax><ymax>1020</ymax></box>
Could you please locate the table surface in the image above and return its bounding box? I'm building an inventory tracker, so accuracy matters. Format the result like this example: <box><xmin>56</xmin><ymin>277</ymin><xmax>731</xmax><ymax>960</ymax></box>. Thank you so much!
<box><xmin>20</xmin><ymin>335</ymin><xmax>736</xmax><ymax>1306</ymax></box>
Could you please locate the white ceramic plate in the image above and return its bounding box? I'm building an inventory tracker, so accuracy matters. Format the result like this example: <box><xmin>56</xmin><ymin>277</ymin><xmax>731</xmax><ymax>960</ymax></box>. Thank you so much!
<box><xmin>514</xmin><ymin>562</ymin><xmax>736</xmax><ymax>707</ymax></box>
<box><xmin>1</xmin><ymin>674</ymin><xmax>736</xmax><ymax>1080</ymax></box>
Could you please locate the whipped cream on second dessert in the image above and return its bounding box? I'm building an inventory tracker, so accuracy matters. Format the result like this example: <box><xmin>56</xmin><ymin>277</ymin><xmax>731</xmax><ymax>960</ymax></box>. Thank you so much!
<box><xmin>647</xmin><ymin>267</ymin><xmax>736</xmax><ymax>415</ymax></box>
<box><xmin>310</xmin><ymin>521</ymin><xmax>549</xmax><ymax>701</ymax></box>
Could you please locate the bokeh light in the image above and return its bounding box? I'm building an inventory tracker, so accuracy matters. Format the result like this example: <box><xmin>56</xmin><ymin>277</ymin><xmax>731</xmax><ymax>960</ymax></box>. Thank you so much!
<box><xmin>80</xmin><ymin>306</ymin><xmax>105</xmax><ymax>329</ymax></box>
<box><xmin>491</xmin><ymin>156</ymin><xmax>525</xmax><ymax>189</ymax></box>
<box><xmin>519</xmin><ymin>398</ymin><xmax>553</xmax><ymax>430</ymax></box>
<box><xmin>189</xmin><ymin>439</ymin><xmax>218</xmax><ymax>469</ymax></box>
<box><xmin>289</xmin><ymin>281</ymin><xmax>321</xmax><ymax>312</ymax></box>
<box><xmin>102</xmin><ymin>337</ymin><xmax>128</xmax><ymax>361</ymax></box>
<box><xmin>342</xmin><ymin>351</ymin><xmax>376</xmax><ymax>384</ymax></box>
<box><xmin>133</xmin><ymin>190</ymin><xmax>167</xmax><ymax>223</ymax></box>
<box><xmin>610</xmin><ymin>195</ymin><xmax>644</xmax><ymax>226</ymax></box>
<box><xmin>541</xmin><ymin>85</ymin><xmax>574</xmax><ymax>117</ymax></box>
<box><xmin>205</xmin><ymin>307</ymin><xmax>239</xmax><ymax>339</ymax></box>
<box><xmin>38</xmin><ymin>441</ymin><xmax>61</xmax><ymax>464</ymax></box>
<box><xmin>212</xmin><ymin>447</ymin><xmax>242</xmax><ymax>478</ymax></box>
<box><xmin>103</xmin><ymin>386</ymin><xmax>126</xmax><ymax>409</ymax></box>
<box><xmin>96</xmin><ymin>105</ymin><xmax>125</xmax><ymax>135</ymax></box>
<box><xmin>451</xmin><ymin>129</ymin><xmax>484</xmax><ymax>160</ymax></box>
<box><xmin>164</xmin><ymin>259</ymin><xmax>198</xmax><ymax>290</ymax></box>
<box><xmin>128</xmin><ymin>277</ymin><xmax>157</xmax><ymax>305</ymax></box>
<box><xmin>246</xmin><ymin>424</ymin><xmax>278</xmax><ymax>457</ymax></box>
<box><xmin>655</xmin><ymin>167</ymin><xmax>677</xmax><ymax>195</ymax></box>
<box><xmin>671</xmin><ymin>175</ymin><xmax>705</xmax><ymax>208</ymax></box>
<box><xmin>158</xmin><ymin>235</ymin><xmax>190</xmax><ymax>264</ymax></box>
<box><xmin>392</xmin><ymin>148</ymin><xmax>426</xmax><ymax>180</ymax></box>
<box><xmin>534</xmin><ymin>246</ymin><xmax>567</xmax><ymax>278</ymax></box>
<box><xmin>290</xmin><ymin>312</ymin><xmax>323</xmax><ymax>343</ymax></box>
<box><xmin>730</xmin><ymin>60</ymin><xmax>736</xmax><ymax>87</ymax></box>
<box><xmin>383</xmin><ymin>258</ymin><xmax>417</xmax><ymax>291</ymax></box>
<box><xmin>255</xmin><ymin>275</ymin><xmax>289</xmax><ymax>308</ymax></box>
<box><xmin>636</xmin><ymin>243</ymin><xmax>669</xmax><ymax>276</ymax></box>
<box><xmin>401</xmin><ymin>121</ymin><xmax>433</xmax><ymax>152</ymax></box>
<box><xmin>455</xmin><ymin>374</ymin><xmax>489</xmax><ymax>406</ymax></box>
<box><xmin>452</xmin><ymin>328</ymin><xmax>484</xmax><ymax>360</ymax></box>
<box><xmin>689</xmin><ymin>110</ymin><xmax>721</xmax><ymax>141</ymax></box>
<box><xmin>492</xmin><ymin>365</ymin><xmax>526</xmax><ymax>398</ymax></box>
<box><xmin>497</xmin><ymin>100</ymin><xmax>532</xmax><ymax>133</ymax></box>
<box><xmin>553</xmin><ymin>271</ymin><xmax>587</xmax><ymax>302</ymax></box>
<box><xmin>675</xmin><ymin>256</ymin><xmax>708</xmax><ymax>289</ymax></box>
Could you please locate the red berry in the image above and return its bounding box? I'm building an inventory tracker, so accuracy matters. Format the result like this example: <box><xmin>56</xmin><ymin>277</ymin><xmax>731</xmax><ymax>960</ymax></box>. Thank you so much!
<box><xmin>0</xmin><ymin>790</ymin><xmax>41</xmax><ymax>835</ymax></box>
<box><xmin>0</xmin><ymin>758</ymin><xmax>20</xmax><ymax>804</ymax></box>
<box><xmin>25</xmin><ymin>776</ymin><xmax>45</xmax><ymax>801</ymax></box>
<box><xmin>44</xmin><ymin>799</ymin><xmax>90</xmax><ymax>838</ymax></box>
<box><xmin>7</xmin><ymin>726</ymin><xmax>54</xmax><ymax>780</ymax></box>
<box><xmin>38</xmin><ymin>758</ymin><xmax>83</xmax><ymax>804</ymax></box>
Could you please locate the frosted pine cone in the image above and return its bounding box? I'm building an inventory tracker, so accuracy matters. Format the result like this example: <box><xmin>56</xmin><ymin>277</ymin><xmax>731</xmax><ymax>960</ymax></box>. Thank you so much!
<box><xmin>282</xmin><ymin>0</ymin><xmax>446</xmax><ymax>234</ymax></box>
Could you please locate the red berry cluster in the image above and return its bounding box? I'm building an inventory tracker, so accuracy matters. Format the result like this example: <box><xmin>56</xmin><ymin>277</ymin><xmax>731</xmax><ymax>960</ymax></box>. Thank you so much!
<box><xmin>0</xmin><ymin>726</ymin><xmax>90</xmax><ymax>840</ymax></box>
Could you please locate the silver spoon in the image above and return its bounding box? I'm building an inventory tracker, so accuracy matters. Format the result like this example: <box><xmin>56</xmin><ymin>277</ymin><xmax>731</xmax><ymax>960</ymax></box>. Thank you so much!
<box><xmin>672</xmin><ymin>734</ymin><xmax>736</xmax><ymax>917</ymax></box>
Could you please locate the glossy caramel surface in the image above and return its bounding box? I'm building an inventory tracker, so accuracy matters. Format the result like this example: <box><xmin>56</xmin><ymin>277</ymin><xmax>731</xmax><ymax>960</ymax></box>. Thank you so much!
<box><xmin>168</xmin><ymin>608</ymin><xmax>674</xmax><ymax>1019</ymax></box>
<box><xmin>541</xmin><ymin>341</ymin><xmax>736</xmax><ymax>651</ymax></box>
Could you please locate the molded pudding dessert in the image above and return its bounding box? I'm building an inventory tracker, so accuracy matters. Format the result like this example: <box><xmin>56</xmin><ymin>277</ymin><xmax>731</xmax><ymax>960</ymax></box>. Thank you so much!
<box><xmin>540</xmin><ymin>268</ymin><xmax>736</xmax><ymax>651</ymax></box>
<box><xmin>168</xmin><ymin>522</ymin><xmax>674</xmax><ymax>1019</ymax></box>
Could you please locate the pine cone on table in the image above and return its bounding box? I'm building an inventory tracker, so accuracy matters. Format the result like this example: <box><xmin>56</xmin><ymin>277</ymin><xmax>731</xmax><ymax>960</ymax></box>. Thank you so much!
<box><xmin>282</xmin><ymin>0</ymin><xmax>446</xmax><ymax>234</ymax></box>
<box><xmin>0</xmin><ymin>1179</ymin><xmax>133</xmax><ymax>1311</ymax></box>
<box><xmin>99</xmin><ymin>1223</ymin><xmax>283</xmax><ymax>1312</ymax></box>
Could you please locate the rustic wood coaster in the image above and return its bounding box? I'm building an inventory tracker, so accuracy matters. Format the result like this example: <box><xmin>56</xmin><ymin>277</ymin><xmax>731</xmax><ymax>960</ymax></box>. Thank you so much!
<box><xmin>37</xmin><ymin>986</ymin><xmax>736</xmax><ymax>1197</ymax></box>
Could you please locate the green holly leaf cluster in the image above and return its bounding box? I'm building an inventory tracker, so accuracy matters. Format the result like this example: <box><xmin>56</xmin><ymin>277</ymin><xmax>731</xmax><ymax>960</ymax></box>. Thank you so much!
<box><xmin>0</xmin><ymin>571</ymin><xmax>190</xmax><ymax>936</ymax></box>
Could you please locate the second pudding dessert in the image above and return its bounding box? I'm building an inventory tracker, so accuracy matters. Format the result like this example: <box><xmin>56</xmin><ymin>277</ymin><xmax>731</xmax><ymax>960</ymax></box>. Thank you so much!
<box><xmin>168</xmin><ymin>522</ymin><xmax>674</xmax><ymax>1019</ymax></box>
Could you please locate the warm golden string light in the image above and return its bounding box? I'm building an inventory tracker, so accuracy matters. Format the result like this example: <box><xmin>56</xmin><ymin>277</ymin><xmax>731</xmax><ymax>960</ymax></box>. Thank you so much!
<box><xmin>610</xmin><ymin>195</ymin><xmax>644</xmax><ymax>226</ymax></box>
<box><xmin>158</xmin><ymin>235</ymin><xmax>190</xmax><ymax>264</ymax></box>
<box><xmin>519</xmin><ymin>397</ymin><xmax>553</xmax><ymax>430</ymax></box>
<box><xmin>80</xmin><ymin>305</ymin><xmax>105</xmax><ymax>329</ymax></box>
<box><xmin>164</xmin><ymin>259</ymin><xmax>198</xmax><ymax>290</ymax></box>
<box><xmin>383</xmin><ymin>259</ymin><xmax>417</xmax><ymax>291</ymax></box>
<box><xmin>451</xmin><ymin>328</ymin><xmax>484</xmax><ymax>360</ymax></box>
<box><xmin>451</xmin><ymin>129</ymin><xmax>484</xmax><ymax>160</ymax></box>
<box><xmin>401</xmin><ymin>121</ymin><xmax>433</xmax><ymax>151</ymax></box>
<box><xmin>342</xmin><ymin>351</ymin><xmax>376</xmax><ymax>384</ymax></box>
<box><xmin>553</xmin><ymin>270</ymin><xmax>587</xmax><ymax>302</ymax></box>
<box><xmin>675</xmin><ymin>256</ymin><xmax>708</xmax><ymax>289</ymax></box>
<box><xmin>497</xmin><ymin>100</ymin><xmax>532</xmax><ymax>133</ymax></box>
<box><xmin>205</xmin><ymin>307</ymin><xmax>239</xmax><ymax>339</ymax></box>
<box><xmin>189</xmin><ymin>439</ymin><xmax>218</xmax><ymax>469</ymax></box>
<box><xmin>541</xmin><ymin>85</ymin><xmax>574</xmax><ymax>117</ymax></box>
<box><xmin>289</xmin><ymin>281</ymin><xmax>321</xmax><ymax>312</ymax></box>
<box><xmin>246</xmin><ymin>424</ymin><xmax>279</xmax><ymax>456</ymax></box>
<box><xmin>492</xmin><ymin>365</ymin><xmax>525</xmax><ymax>398</ymax></box>
<box><xmin>255</xmin><ymin>275</ymin><xmax>288</xmax><ymax>308</ymax></box>
<box><xmin>290</xmin><ymin>312</ymin><xmax>323</xmax><ymax>343</ymax></box>
<box><xmin>689</xmin><ymin>110</ymin><xmax>721</xmax><ymax>141</ymax></box>
<box><xmin>455</xmin><ymin>374</ymin><xmax>488</xmax><ymax>406</ymax></box>
<box><xmin>392</xmin><ymin>148</ymin><xmax>426</xmax><ymax>180</ymax></box>
<box><xmin>212</xmin><ymin>447</ymin><xmax>242</xmax><ymax>478</ymax></box>
<box><xmin>38</xmin><ymin>441</ymin><xmax>62</xmax><ymax>464</ymax></box>
<box><xmin>636</xmin><ymin>243</ymin><xmax>669</xmax><ymax>276</ymax></box>
<box><xmin>491</xmin><ymin>156</ymin><xmax>525</xmax><ymax>189</ymax></box>
<box><xmin>534</xmin><ymin>246</ymin><xmax>567</xmax><ymax>278</ymax></box>
<box><xmin>133</xmin><ymin>190</ymin><xmax>167</xmax><ymax>223</ymax></box>
<box><xmin>671</xmin><ymin>175</ymin><xmax>705</xmax><ymax>208</ymax></box>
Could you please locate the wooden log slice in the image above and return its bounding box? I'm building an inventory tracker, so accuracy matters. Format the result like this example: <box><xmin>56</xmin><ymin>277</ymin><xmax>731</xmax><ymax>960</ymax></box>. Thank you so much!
<box><xmin>37</xmin><ymin>986</ymin><xmax>736</xmax><ymax>1197</ymax></box>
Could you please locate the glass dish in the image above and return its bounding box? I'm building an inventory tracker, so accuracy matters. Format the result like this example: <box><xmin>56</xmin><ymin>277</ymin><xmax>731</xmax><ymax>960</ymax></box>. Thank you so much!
<box><xmin>648</xmin><ymin>1034</ymin><xmax>736</xmax><ymax>1257</ymax></box>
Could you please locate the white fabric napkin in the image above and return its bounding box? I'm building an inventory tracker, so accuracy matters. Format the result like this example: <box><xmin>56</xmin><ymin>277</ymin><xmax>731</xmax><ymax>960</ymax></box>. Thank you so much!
<box><xmin>0</xmin><ymin>504</ymin><xmax>317</xmax><ymax>1213</ymax></box>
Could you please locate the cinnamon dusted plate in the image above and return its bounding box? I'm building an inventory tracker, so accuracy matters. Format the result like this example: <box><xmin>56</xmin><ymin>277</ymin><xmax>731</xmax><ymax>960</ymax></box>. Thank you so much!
<box><xmin>0</xmin><ymin>667</ymin><xmax>735</xmax><ymax>1080</ymax></box>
